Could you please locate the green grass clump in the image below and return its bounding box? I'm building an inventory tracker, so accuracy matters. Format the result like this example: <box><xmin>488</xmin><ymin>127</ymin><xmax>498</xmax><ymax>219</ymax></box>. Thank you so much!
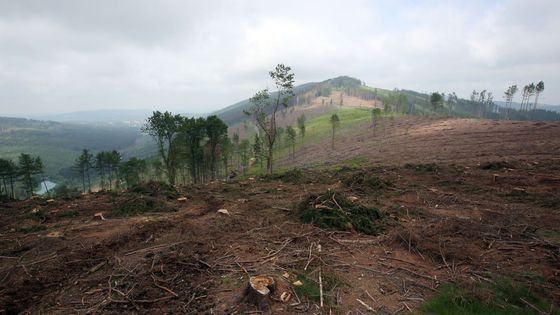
<box><xmin>262</xmin><ymin>168</ymin><xmax>303</xmax><ymax>183</ymax></box>
<box><xmin>298</xmin><ymin>192</ymin><xmax>385</xmax><ymax>235</ymax></box>
<box><xmin>342</xmin><ymin>172</ymin><xmax>393</xmax><ymax>191</ymax></box>
<box><xmin>25</xmin><ymin>209</ymin><xmax>48</xmax><ymax>221</ymax></box>
<box><xmin>18</xmin><ymin>225</ymin><xmax>47</xmax><ymax>233</ymax></box>
<box><xmin>538</xmin><ymin>196</ymin><xmax>560</xmax><ymax>210</ymax></box>
<box><xmin>479</xmin><ymin>161</ymin><xmax>513</xmax><ymax>170</ymax></box>
<box><xmin>293</xmin><ymin>275</ymin><xmax>321</xmax><ymax>301</ymax></box>
<box><xmin>404</xmin><ymin>163</ymin><xmax>440</xmax><ymax>174</ymax></box>
<box><xmin>57</xmin><ymin>210</ymin><xmax>79</xmax><ymax>218</ymax></box>
<box><xmin>113</xmin><ymin>196</ymin><xmax>176</xmax><ymax>217</ymax></box>
<box><xmin>421</xmin><ymin>279</ymin><xmax>557</xmax><ymax>315</ymax></box>
<box><xmin>129</xmin><ymin>181</ymin><xmax>179</xmax><ymax>199</ymax></box>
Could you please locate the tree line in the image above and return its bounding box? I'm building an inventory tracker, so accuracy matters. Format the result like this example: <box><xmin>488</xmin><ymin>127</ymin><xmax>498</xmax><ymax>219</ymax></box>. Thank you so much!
<box><xmin>0</xmin><ymin>154</ymin><xmax>49</xmax><ymax>199</ymax></box>
<box><xmin>142</xmin><ymin>112</ymin><xmax>230</xmax><ymax>185</ymax></box>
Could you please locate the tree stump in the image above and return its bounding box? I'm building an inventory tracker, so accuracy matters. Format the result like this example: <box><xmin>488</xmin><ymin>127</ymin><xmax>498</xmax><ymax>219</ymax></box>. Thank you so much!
<box><xmin>239</xmin><ymin>275</ymin><xmax>276</xmax><ymax>310</ymax></box>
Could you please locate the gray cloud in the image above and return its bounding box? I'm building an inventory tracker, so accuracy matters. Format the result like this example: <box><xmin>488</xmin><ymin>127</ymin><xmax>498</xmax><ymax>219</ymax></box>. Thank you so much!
<box><xmin>1</xmin><ymin>0</ymin><xmax>559</xmax><ymax>116</ymax></box>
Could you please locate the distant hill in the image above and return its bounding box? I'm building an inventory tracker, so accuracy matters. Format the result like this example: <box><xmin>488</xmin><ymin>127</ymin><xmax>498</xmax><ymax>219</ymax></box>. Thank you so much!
<box><xmin>215</xmin><ymin>75</ymin><xmax>560</xmax><ymax>128</ymax></box>
<box><xmin>30</xmin><ymin>109</ymin><xmax>204</xmax><ymax>126</ymax></box>
<box><xmin>0</xmin><ymin>116</ymin><xmax>154</xmax><ymax>182</ymax></box>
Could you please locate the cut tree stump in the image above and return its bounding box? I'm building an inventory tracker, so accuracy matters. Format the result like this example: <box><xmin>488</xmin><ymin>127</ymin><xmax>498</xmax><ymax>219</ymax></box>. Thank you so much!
<box><xmin>239</xmin><ymin>275</ymin><xmax>276</xmax><ymax>310</ymax></box>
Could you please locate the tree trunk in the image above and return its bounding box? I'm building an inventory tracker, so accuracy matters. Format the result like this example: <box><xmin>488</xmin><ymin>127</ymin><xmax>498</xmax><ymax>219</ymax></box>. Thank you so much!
<box><xmin>86</xmin><ymin>170</ymin><xmax>91</xmax><ymax>192</ymax></box>
<box><xmin>238</xmin><ymin>275</ymin><xmax>275</xmax><ymax>310</ymax></box>
<box><xmin>42</xmin><ymin>176</ymin><xmax>50</xmax><ymax>196</ymax></box>
<box><xmin>267</xmin><ymin>147</ymin><xmax>273</xmax><ymax>175</ymax></box>
<box><xmin>331</xmin><ymin>127</ymin><xmax>335</xmax><ymax>149</ymax></box>
<box><xmin>9</xmin><ymin>176</ymin><xmax>15</xmax><ymax>199</ymax></box>
<box><xmin>82</xmin><ymin>171</ymin><xmax>86</xmax><ymax>194</ymax></box>
<box><xmin>1</xmin><ymin>177</ymin><xmax>7</xmax><ymax>197</ymax></box>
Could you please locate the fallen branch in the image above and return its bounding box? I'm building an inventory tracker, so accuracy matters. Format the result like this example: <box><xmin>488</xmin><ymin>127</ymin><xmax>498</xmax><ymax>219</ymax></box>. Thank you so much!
<box><xmin>356</xmin><ymin>298</ymin><xmax>377</xmax><ymax>313</ymax></box>
<box><xmin>124</xmin><ymin>241</ymin><xmax>186</xmax><ymax>256</ymax></box>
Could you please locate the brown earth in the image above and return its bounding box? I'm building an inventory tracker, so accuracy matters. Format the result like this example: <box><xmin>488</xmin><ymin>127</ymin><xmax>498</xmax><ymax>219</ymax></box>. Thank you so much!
<box><xmin>1</xmin><ymin>118</ymin><xmax>560</xmax><ymax>314</ymax></box>
<box><xmin>278</xmin><ymin>117</ymin><xmax>560</xmax><ymax>167</ymax></box>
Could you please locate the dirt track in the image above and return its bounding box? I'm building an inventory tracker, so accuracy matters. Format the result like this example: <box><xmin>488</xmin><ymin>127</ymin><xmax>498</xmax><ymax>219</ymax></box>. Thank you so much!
<box><xmin>1</xmin><ymin>117</ymin><xmax>560</xmax><ymax>314</ymax></box>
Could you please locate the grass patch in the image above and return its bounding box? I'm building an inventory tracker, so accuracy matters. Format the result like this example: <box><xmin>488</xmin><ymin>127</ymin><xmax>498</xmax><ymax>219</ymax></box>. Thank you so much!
<box><xmin>129</xmin><ymin>181</ymin><xmax>179</xmax><ymax>199</ymax></box>
<box><xmin>538</xmin><ymin>196</ymin><xmax>560</xmax><ymax>210</ymax></box>
<box><xmin>57</xmin><ymin>210</ymin><xmax>79</xmax><ymax>218</ymax></box>
<box><xmin>262</xmin><ymin>168</ymin><xmax>303</xmax><ymax>183</ymax></box>
<box><xmin>479</xmin><ymin>161</ymin><xmax>513</xmax><ymax>170</ymax></box>
<box><xmin>502</xmin><ymin>190</ymin><xmax>536</xmax><ymax>202</ymax></box>
<box><xmin>298</xmin><ymin>191</ymin><xmax>386</xmax><ymax>235</ymax></box>
<box><xmin>437</xmin><ymin>180</ymin><xmax>489</xmax><ymax>194</ymax></box>
<box><xmin>404</xmin><ymin>163</ymin><xmax>440</xmax><ymax>174</ymax></box>
<box><xmin>342</xmin><ymin>172</ymin><xmax>393</xmax><ymax>192</ymax></box>
<box><xmin>113</xmin><ymin>196</ymin><xmax>176</xmax><ymax>217</ymax></box>
<box><xmin>421</xmin><ymin>279</ymin><xmax>558</xmax><ymax>315</ymax></box>
<box><xmin>293</xmin><ymin>275</ymin><xmax>321</xmax><ymax>301</ymax></box>
<box><xmin>25</xmin><ymin>209</ymin><xmax>48</xmax><ymax>221</ymax></box>
<box><xmin>18</xmin><ymin>225</ymin><xmax>47</xmax><ymax>233</ymax></box>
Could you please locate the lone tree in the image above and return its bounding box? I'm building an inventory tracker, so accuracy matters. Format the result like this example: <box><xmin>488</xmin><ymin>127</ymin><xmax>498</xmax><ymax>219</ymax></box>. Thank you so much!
<box><xmin>330</xmin><ymin>113</ymin><xmax>340</xmax><ymax>149</ymax></box>
<box><xmin>205</xmin><ymin>115</ymin><xmax>228</xmax><ymax>180</ymax></box>
<box><xmin>142</xmin><ymin>111</ymin><xmax>182</xmax><ymax>185</ymax></box>
<box><xmin>245</xmin><ymin>64</ymin><xmax>295</xmax><ymax>174</ymax></box>
<box><xmin>297</xmin><ymin>114</ymin><xmax>306</xmax><ymax>146</ymax></box>
<box><xmin>370</xmin><ymin>108</ymin><xmax>382</xmax><ymax>135</ymax></box>
<box><xmin>285</xmin><ymin>125</ymin><xmax>297</xmax><ymax>160</ymax></box>
<box><xmin>503</xmin><ymin>85</ymin><xmax>518</xmax><ymax>119</ymax></box>
<box><xmin>35</xmin><ymin>156</ymin><xmax>49</xmax><ymax>196</ymax></box>
<box><xmin>430</xmin><ymin>92</ymin><xmax>444</xmax><ymax>112</ymax></box>
<box><xmin>533</xmin><ymin>81</ymin><xmax>545</xmax><ymax>110</ymax></box>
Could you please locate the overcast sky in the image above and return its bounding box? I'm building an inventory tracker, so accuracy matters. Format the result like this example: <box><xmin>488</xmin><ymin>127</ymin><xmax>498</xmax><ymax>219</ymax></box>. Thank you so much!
<box><xmin>1</xmin><ymin>0</ymin><xmax>559</xmax><ymax>116</ymax></box>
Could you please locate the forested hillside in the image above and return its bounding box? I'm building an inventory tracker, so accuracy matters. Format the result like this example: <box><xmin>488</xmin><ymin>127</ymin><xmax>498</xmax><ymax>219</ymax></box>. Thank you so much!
<box><xmin>0</xmin><ymin>117</ymin><xmax>151</xmax><ymax>182</ymax></box>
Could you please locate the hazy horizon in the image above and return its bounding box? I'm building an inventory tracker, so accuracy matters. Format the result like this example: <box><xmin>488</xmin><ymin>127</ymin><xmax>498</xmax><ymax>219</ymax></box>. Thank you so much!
<box><xmin>1</xmin><ymin>0</ymin><xmax>559</xmax><ymax>117</ymax></box>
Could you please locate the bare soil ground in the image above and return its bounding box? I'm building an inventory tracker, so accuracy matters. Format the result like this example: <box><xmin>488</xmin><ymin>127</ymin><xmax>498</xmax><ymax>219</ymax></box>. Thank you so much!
<box><xmin>1</xmin><ymin>118</ymin><xmax>560</xmax><ymax>314</ymax></box>
<box><xmin>279</xmin><ymin>117</ymin><xmax>560</xmax><ymax>167</ymax></box>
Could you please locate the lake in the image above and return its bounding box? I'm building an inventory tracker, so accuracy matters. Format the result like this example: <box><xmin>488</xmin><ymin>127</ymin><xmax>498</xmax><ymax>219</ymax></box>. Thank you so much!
<box><xmin>36</xmin><ymin>180</ymin><xmax>57</xmax><ymax>195</ymax></box>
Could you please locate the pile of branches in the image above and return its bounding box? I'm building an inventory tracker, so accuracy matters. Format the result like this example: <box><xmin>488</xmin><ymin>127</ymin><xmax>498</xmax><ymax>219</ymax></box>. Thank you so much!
<box><xmin>298</xmin><ymin>192</ymin><xmax>385</xmax><ymax>235</ymax></box>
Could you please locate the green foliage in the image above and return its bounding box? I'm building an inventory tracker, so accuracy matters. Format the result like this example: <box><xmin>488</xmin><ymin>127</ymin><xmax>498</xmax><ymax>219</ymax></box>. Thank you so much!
<box><xmin>129</xmin><ymin>181</ymin><xmax>179</xmax><ymax>199</ymax></box>
<box><xmin>0</xmin><ymin>117</ymin><xmax>143</xmax><ymax>182</ymax></box>
<box><xmin>430</xmin><ymin>92</ymin><xmax>444</xmax><ymax>111</ymax></box>
<box><xmin>293</xmin><ymin>275</ymin><xmax>321</xmax><ymax>301</ymax></box>
<box><xmin>0</xmin><ymin>158</ymin><xmax>18</xmax><ymax>199</ymax></box>
<box><xmin>342</xmin><ymin>173</ymin><xmax>393</xmax><ymax>192</ymax></box>
<box><xmin>298</xmin><ymin>192</ymin><xmax>385</xmax><ymax>235</ymax></box>
<box><xmin>205</xmin><ymin>115</ymin><xmax>228</xmax><ymax>179</ymax></box>
<box><xmin>479</xmin><ymin>161</ymin><xmax>513</xmax><ymax>170</ymax></box>
<box><xmin>74</xmin><ymin>149</ymin><xmax>94</xmax><ymax>193</ymax></box>
<box><xmin>538</xmin><ymin>196</ymin><xmax>560</xmax><ymax>210</ymax></box>
<box><xmin>57</xmin><ymin>210</ymin><xmax>79</xmax><ymax>218</ymax></box>
<box><xmin>285</xmin><ymin>125</ymin><xmax>297</xmax><ymax>158</ymax></box>
<box><xmin>113</xmin><ymin>195</ymin><xmax>176</xmax><ymax>217</ymax></box>
<box><xmin>52</xmin><ymin>183</ymin><xmax>81</xmax><ymax>199</ymax></box>
<box><xmin>95</xmin><ymin>150</ymin><xmax>121</xmax><ymax>190</ymax></box>
<box><xmin>263</xmin><ymin>168</ymin><xmax>303</xmax><ymax>183</ymax></box>
<box><xmin>329</xmin><ymin>113</ymin><xmax>340</xmax><ymax>149</ymax></box>
<box><xmin>18</xmin><ymin>153</ymin><xmax>41</xmax><ymax>197</ymax></box>
<box><xmin>297</xmin><ymin>114</ymin><xmax>306</xmax><ymax>142</ymax></box>
<box><xmin>421</xmin><ymin>279</ymin><xmax>558</xmax><ymax>315</ymax></box>
<box><xmin>142</xmin><ymin>111</ymin><xmax>183</xmax><ymax>185</ymax></box>
<box><xmin>18</xmin><ymin>225</ymin><xmax>47</xmax><ymax>234</ymax></box>
<box><xmin>245</xmin><ymin>64</ymin><xmax>295</xmax><ymax>174</ymax></box>
<box><xmin>404</xmin><ymin>163</ymin><xmax>440</xmax><ymax>174</ymax></box>
<box><xmin>119</xmin><ymin>157</ymin><xmax>147</xmax><ymax>188</ymax></box>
